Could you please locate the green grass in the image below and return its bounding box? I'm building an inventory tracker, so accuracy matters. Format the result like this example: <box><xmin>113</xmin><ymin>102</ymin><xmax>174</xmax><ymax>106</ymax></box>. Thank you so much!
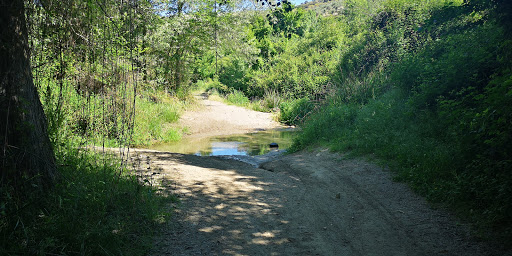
<box><xmin>0</xmin><ymin>142</ymin><xmax>173</xmax><ymax>255</ymax></box>
<box><xmin>132</xmin><ymin>93</ymin><xmax>185</xmax><ymax>146</ymax></box>
<box><xmin>36</xmin><ymin>76</ymin><xmax>186</xmax><ymax>148</ymax></box>
<box><xmin>300</xmin><ymin>91</ymin><xmax>507</xmax><ymax>239</ymax></box>
<box><xmin>278</xmin><ymin>97</ymin><xmax>316</xmax><ymax>125</ymax></box>
<box><xmin>226</xmin><ymin>90</ymin><xmax>250</xmax><ymax>106</ymax></box>
<box><xmin>288</xmin><ymin>0</ymin><xmax>512</xmax><ymax>245</ymax></box>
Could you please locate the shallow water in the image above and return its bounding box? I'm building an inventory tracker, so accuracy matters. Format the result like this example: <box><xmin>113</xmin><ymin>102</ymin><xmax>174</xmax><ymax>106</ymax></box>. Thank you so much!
<box><xmin>148</xmin><ymin>128</ymin><xmax>297</xmax><ymax>156</ymax></box>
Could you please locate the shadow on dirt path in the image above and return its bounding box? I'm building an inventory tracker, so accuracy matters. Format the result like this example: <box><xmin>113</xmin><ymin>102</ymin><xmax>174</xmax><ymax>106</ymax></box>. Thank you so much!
<box><xmin>130</xmin><ymin>96</ymin><xmax>510</xmax><ymax>255</ymax></box>
<box><xmin>129</xmin><ymin>149</ymin><xmax>507</xmax><ymax>256</ymax></box>
<box><xmin>147</xmin><ymin>152</ymin><xmax>305</xmax><ymax>255</ymax></box>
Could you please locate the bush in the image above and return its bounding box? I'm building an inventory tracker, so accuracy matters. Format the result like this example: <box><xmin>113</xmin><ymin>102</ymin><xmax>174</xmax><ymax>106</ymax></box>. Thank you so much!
<box><xmin>279</xmin><ymin>97</ymin><xmax>316</xmax><ymax>125</ymax></box>
<box><xmin>226</xmin><ymin>90</ymin><xmax>250</xmax><ymax>106</ymax></box>
<box><xmin>292</xmin><ymin>0</ymin><xmax>512</xmax><ymax>243</ymax></box>
<box><xmin>290</xmin><ymin>102</ymin><xmax>357</xmax><ymax>151</ymax></box>
<box><xmin>133</xmin><ymin>96</ymin><xmax>184</xmax><ymax>145</ymax></box>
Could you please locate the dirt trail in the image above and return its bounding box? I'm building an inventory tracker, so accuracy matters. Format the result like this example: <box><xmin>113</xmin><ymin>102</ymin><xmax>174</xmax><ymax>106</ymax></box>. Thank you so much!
<box><xmin>137</xmin><ymin>96</ymin><xmax>505</xmax><ymax>256</ymax></box>
<box><xmin>178</xmin><ymin>94</ymin><xmax>286</xmax><ymax>139</ymax></box>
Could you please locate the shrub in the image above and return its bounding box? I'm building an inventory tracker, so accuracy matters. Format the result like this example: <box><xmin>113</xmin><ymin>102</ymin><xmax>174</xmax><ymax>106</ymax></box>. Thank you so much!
<box><xmin>132</xmin><ymin>96</ymin><xmax>184</xmax><ymax>145</ymax></box>
<box><xmin>279</xmin><ymin>97</ymin><xmax>316</xmax><ymax>125</ymax></box>
<box><xmin>226</xmin><ymin>90</ymin><xmax>250</xmax><ymax>106</ymax></box>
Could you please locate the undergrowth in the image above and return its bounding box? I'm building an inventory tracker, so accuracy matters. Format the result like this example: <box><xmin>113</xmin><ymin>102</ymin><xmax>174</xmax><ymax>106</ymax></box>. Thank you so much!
<box><xmin>133</xmin><ymin>92</ymin><xmax>186</xmax><ymax>146</ymax></box>
<box><xmin>0</xmin><ymin>141</ymin><xmax>173</xmax><ymax>255</ymax></box>
<box><xmin>291</xmin><ymin>0</ymin><xmax>512</xmax><ymax>245</ymax></box>
<box><xmin>194</xmin><ymin>78</ymin><xmax>315</xmax><ymax>125</ymax></box>
<box><xmin>38</xmin><ymin>77</ymin><xmax>186</xmax><ymax>148</ymax></box>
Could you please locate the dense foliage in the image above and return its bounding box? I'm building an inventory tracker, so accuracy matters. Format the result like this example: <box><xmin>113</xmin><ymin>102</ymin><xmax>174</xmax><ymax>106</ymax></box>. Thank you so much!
<box><xmin>1</xmin><ymin>0</ymin><xmax>210</xmax><ymax>254</ymax></box>
<box><xmin>3</xmin><ymin>0</ymin><xmax>511</xmax><ymax>253</ymax></box>
<box><xmin>192</xmin><ymin>0</ymin><xmax>512</xmax><ymax>243</ymax></box>
<box><xmin>289</xmin><ymin>0</ymin><xmax>511</xmax><ymax>241</ymax></box>
<box><xmin>26</xmin><ymin>0</ymin><xmax>212</xmax><ymax>147</ymax></box>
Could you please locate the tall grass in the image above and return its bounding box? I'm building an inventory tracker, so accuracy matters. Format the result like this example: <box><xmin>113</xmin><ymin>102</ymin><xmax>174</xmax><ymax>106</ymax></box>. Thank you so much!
<box><xmin>292</xmin><ymin>0</ymin><xmax>512</xmax><ymax>243</ymax></box>
<box><xmin>0</xmin><ymin>142</ymin><xmax>172</xmax><ymax>255</ymax></box>
<box><xmin>36</xmin><ymin>75</ymin><xmax>185</xmax><ymax>148</ymax></box>
<box><xmin>133</xmin><ymin>95</ymin><xmax>184</xmax><ymax>146</ymax></box>
<box><xmin>5</xmin><ymin>62</ymin><xmax>185</xmax><ymax>255</ymax></box>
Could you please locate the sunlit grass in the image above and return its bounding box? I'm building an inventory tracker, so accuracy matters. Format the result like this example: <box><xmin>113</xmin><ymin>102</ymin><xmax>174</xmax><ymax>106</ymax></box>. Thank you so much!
<box><xmin>132</xmin><ymin>93</ymin><xmax>186</xmax><ymax>146</ymax></box>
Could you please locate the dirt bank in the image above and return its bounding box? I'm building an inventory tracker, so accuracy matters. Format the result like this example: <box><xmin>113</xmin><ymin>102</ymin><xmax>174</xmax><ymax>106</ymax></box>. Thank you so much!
<box><xmin>136</xmin><ymin>96</ymin><xmax>507</xmax><ymax>255</ymax></box>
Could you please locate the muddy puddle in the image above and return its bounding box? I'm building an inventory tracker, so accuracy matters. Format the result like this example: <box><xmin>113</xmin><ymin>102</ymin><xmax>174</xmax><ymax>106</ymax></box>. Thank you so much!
<box><xmin>148</xmin><ymin>128</ymin><xmax>297</xmax><ymax>156</ymax></box>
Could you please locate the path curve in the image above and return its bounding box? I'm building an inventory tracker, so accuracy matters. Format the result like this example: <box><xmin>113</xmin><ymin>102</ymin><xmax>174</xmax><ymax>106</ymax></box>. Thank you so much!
<box><xmin>134</xmin><ymin>96</ymin><xmax>507</xmax><ymax>256</ymax></box>
<box><xmin>178</xmin><ymin>94</ymin><xmax>286</xmax><ymax>139</ymax></box>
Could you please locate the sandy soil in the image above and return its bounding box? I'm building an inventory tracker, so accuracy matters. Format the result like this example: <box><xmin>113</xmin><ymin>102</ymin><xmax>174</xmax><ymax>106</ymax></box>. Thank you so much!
<box><xmin>133</xmin><ymin>96</ymin><xmax>508</xmax><ymax>256</ymax></box>
<box><xmin>178</xmin><ymin>94</ymin><xmax>286</xmax><ymax>139</ymax></box>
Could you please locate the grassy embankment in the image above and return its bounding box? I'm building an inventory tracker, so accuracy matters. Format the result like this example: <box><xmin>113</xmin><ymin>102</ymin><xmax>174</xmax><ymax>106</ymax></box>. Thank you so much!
<box><xmin>0</xmin><ymin>1</ymin><xmax>200</xmax><ymax>254</ymax></box>
<box><xmin>1</xmin><ymin>79</ymin><xmax>189</xmax><ymax>254</ymax></box>
<box><xmin>196</xmin><ymin>0</ymin><xmax>512</xmax><ymax>244</ymax></box>
<box><xmin>1</xmin><ymin>82</ymin><xmax>190</xmax><ymax>255</ymax></box>
<box><xmin>1</xmin><ymin>41</ymin><xmax>194</xmax><ymax>256</ymax></box>
<box><xmin>0</xmin><ymin>141</ymin><xmax>176</xmax><ymax>255</ymax></box>
<box><xmin>290</xmin><ymin>0</ymin><xmax>512</xmax><ymax>243</ymax></box>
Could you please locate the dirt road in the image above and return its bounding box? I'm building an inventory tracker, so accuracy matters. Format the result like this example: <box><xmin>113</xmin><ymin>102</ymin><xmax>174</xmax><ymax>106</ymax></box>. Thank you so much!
<box><xmin>139</xmin><ymin>96</ymin><xmax>504</xmax><ymax>255</ymax></box>
<box><xmin>178</xmin><ymin>94</ymin><xmax>286</xmax><ymax>139</ymax></box>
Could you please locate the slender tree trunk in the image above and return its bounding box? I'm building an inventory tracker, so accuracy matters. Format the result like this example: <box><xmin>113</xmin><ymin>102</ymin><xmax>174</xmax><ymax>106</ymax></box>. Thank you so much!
<box><xmin>0</xmin><ymin>0</ymin><xmax>57</xmax><ymax>189</ymax></box>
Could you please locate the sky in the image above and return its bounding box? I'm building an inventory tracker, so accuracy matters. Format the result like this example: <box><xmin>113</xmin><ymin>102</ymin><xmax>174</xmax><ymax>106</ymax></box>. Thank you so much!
<box><xmin>258</xmin><ymin>0</ymin><xmax>306</xmax><ymax>7</ymax></box>
<box><xmin>241</xmin><ymin>0</ymin><xmax>309</xmax><ymax>11</ymax></box>
<box><xmin>289</xmin><ymin>0</ymin><xmax>304</xmax><ymax>5</ymax></box>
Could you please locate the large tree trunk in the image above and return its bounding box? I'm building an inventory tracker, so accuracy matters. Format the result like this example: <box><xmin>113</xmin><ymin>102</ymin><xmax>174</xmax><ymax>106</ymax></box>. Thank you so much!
<box><xmin>0</xmin><ymin>0</ymin><xmax>57</xmax><ymax>189</ymax></box>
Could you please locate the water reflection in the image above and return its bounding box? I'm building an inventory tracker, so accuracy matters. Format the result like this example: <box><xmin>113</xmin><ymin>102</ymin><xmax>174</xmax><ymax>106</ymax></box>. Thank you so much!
<box><xmin>148</xmin><ymin>129</ymin><xmax>296</xmax><ymax>156</ymax></box>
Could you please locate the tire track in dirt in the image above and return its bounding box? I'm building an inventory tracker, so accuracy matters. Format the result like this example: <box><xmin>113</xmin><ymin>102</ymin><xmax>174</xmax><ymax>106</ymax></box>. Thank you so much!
<box><xmin>258</xmin><ymin>150</ymin><xmax>500</xmax><ymax>256</ymax></box>
<box><xmin>136</xmin><ymin>148</ymin><xmax>504</xmax><ymax>256</ymax></box>
<box><xmin>138</xmin><ymin>97</ymin><xmax>508</xmax><ymax>255</ymax></box>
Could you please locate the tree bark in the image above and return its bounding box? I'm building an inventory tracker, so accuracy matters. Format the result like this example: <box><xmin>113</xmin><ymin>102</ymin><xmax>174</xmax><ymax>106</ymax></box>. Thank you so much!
<box><xmin>0</xmin><ymin>0</ymin><xmax>57</xmax><ymax>189</ymax></box>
